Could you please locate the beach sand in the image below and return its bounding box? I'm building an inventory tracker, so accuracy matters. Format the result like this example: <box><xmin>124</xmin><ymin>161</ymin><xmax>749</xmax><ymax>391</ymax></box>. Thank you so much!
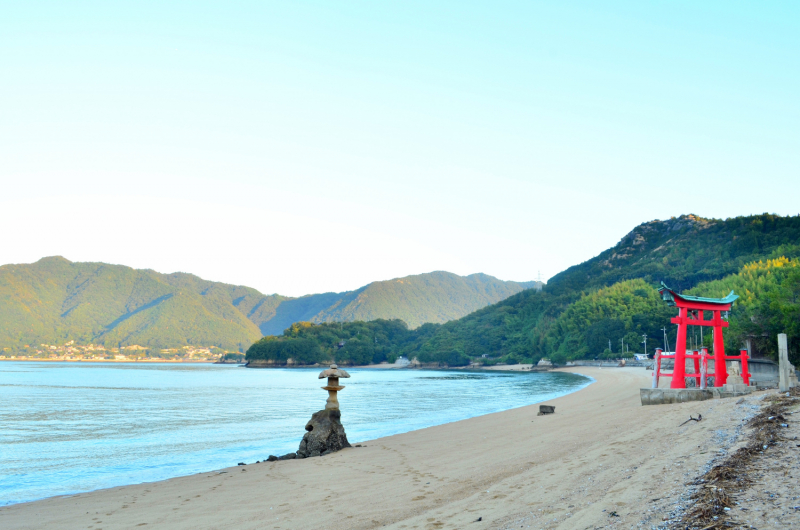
<box><xmin>0</xmin><ymin>367</ymin><xmax>776</xmax><ymax>529</ymax></box>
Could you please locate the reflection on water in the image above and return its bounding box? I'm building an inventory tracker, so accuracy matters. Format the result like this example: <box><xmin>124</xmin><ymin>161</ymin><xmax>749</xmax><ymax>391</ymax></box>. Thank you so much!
<box><xmin>0</xmin><ymin>362</ymin><xmax>591</xmax><ymax>506</ymax></box>
<box><xmin>419</xmin><ymin>374</ymin><xmax>492</xmax><ymax>380</ymax></box>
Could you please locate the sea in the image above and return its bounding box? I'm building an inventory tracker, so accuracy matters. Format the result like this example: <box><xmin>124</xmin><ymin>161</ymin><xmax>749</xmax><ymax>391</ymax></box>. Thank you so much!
<box><xmin>0</xmin><ymin>362</ymin><xmax>592</xmax><ymax>506</ymax></box>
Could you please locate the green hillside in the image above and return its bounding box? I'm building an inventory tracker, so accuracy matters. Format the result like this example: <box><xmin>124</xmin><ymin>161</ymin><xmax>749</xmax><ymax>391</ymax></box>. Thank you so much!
<box><xmin>0</xmin><ymin>258</ymin><xmax>537</xmax><ymax>351</ymax></box>
<box><xmin>0</xmin><ymin>257</ymin><xmax>264</xmax><ymax>351</ymax></box>
<box><xmin>685</xmin><ymin>257</ymin><xmax>800</xmax><ymax>360</ymax></box>
<box><xmin>301</xmin><ymin>272</ymin><xmax>536</xmax><ymax>331</ymax></box>
<box><xmin>547</xmin><ymin>214</ymin><xmax>800</xmax><ymax>295</ymax></box>
<box><xmin>247</xmin><ymin>319</ymin><xmax>419</xmax><ymax>366</ymax></box>
<box><xmin>254</xmin><ymin>272</ymin><xmax>539</xmax><ymax>335</ymax></box>
<box><xmin>404</xmin><ymin>214</ymin><xmax>800</xmax><ymax>364</ymax></box>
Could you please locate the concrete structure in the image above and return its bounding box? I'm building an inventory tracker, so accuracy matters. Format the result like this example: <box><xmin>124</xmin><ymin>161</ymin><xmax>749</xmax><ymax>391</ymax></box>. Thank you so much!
<box><xmin>640</xmin><ymin>388</ymin><xmax>715</xmax><ymax>406</ymax></box>
<box><xmin>778</xmin><ymin>334</ymin><xmax>799</xmax><ymax>391</ymax></box>
<box><xmin>719</xmin><ymin>361</ymin><xmax>752</xmax><ymax>397</ymax></box>
<box><xmin>778</xmin><ymin>334</ymin><xmax>789</xmax><ymax>392</ymax></box>
<box><xmin>748</xmin><ymin>358</ymin><xmax>780</xmax><ymax>388</ymax></box>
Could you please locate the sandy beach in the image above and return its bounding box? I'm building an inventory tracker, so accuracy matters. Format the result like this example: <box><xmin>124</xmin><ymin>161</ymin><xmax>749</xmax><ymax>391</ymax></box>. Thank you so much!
<box><xmin>0</xmin><ymin>367</ymin><xmax>783</xmax><ymax>529</ymax></box>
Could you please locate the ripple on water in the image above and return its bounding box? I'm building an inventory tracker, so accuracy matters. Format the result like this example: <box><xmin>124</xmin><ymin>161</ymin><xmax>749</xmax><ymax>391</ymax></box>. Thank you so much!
<box><xmin>0</xmin><ymin>362</ymin><xmax>591</xmax><ymax>506</ymax></box>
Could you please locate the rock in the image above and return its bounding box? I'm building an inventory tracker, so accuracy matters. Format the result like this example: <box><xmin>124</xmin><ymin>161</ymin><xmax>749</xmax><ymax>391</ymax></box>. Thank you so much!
<box><xmin>296</xmin><ymin>408</ymin><xmax>351</xmax><ymax>458</ymax></box>
<box><xmin>266</xmin><ymin>455</ymin><xmax>278</xmax><ymax>462</ymax></box>
<box><xmin>237</xmin><ymin>462</ymin><xmax>246</xmax><ymax>466</ymax></box>
<box><xmin>278</xmin><ymin>453</ymin><xmax>296</xmax><ymax>460</ymax></box>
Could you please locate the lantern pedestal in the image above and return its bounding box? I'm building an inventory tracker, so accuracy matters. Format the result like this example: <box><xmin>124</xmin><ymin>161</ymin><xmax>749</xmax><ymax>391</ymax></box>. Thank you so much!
<box><xmin>296</xmin><ymin>408</ymin><xmax>351</xmax><ymax>458</ymax></box>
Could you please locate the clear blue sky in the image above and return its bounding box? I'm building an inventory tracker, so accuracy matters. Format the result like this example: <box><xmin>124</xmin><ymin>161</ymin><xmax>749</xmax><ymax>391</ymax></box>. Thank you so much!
<box><xmin>1</xmin><ymin>2</ymin><xmax>798</xmax><ymax>296</ymax></box>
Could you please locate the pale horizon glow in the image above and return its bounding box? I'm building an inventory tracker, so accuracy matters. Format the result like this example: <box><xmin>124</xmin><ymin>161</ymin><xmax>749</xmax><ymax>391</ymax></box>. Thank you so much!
<box><xmin>2</xmin><ymin>2</ymin><xmax>799</xmax><ymax>296</ymax></box>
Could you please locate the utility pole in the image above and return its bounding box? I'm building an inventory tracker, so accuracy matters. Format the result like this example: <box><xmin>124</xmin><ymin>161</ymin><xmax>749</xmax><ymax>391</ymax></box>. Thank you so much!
<box><xmin>642</xmin><ymin>333</ymin><xmax>647</xmax><ymax>356</ymax></box>
<box><xmin>608</xmin><ymin>339</ymin><xmax>612</xmax><ymax>354</ymax></box>
<box><xmin>620</xmin><ymin>338</ymin><xmax>624</xmax><ymax>358</ymax></box>
<box><xmin>662</xmin><ymin>327</ymin><xmax>669</xmax><ymax>353</ymax></box>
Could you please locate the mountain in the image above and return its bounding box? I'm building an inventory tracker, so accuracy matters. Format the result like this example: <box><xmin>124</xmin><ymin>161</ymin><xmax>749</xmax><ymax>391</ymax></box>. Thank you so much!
<box><xmin>0</xmin><ymin>257</ymin><xmax>266</xmax><ymax>352</ymax></box>
<box><xmin>258</xmin><ymin>272</ymin><xmax>541</xmax><ymax>335</ymax></box>
<box><xmin>0</xmin><ymin>257</ymin><xmax>539</xmax><ymax>351</ymax></box>
<box><xmin>403</xmin><ymin>213</ymin><xmax>800</xmax><ymax>364</ymax></box>
<box><xmin>547</xmin><ymin>214</ymin><xmax>800</xmax><ymax>295</ymax></box>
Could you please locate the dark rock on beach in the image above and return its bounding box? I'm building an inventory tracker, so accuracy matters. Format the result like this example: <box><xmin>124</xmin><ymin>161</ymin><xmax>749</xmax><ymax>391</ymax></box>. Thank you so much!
<box><xmin>296</xmin><ymin>408</ymin><xmax>351</xmax><ymax>458</ymax></box>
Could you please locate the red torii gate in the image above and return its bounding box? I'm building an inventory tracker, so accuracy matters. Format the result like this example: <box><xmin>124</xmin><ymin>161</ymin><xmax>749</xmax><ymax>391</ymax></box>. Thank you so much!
<box><xmin>655</xmin><ymin>282</ymin><xmax>747</xmax><ymax>389</ymax></box>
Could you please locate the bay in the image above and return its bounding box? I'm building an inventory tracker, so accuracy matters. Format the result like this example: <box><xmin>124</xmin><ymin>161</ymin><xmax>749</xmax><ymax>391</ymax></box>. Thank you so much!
<box><xmin>0</xmin><ymin>362</ymin><xmax>591</xmax><ymax>506</ymax></box>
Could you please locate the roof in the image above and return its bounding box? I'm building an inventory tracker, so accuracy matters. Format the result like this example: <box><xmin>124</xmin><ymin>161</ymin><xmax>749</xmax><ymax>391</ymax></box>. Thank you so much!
<box><xmin>319</xmin><ymin>364</ymin><xmax>351</xmax><ymax>379</ymax></box>
<box><xmin>658</xmin><ymin>282</ymin><xmax>739</xmax><ymax>307</ymax></box>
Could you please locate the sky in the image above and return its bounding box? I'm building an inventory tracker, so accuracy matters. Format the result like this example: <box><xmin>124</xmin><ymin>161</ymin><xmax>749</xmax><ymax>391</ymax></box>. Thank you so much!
<box><xmin>1</xmin><ymin>1</ymin><xmax>798</xmax><ymax>296</ymax></box>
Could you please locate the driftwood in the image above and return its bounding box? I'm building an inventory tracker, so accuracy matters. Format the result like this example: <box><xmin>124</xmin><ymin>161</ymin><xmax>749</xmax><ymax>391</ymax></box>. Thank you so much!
<box><xmin>679</xmin><ymin>414</ymin><xmax>703</xmax><ymax>426</ymax></box>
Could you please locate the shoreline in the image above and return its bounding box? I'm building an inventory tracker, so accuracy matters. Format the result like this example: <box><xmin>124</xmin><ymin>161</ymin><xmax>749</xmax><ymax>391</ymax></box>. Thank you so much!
<box><xmin>0</xmin><ymin>367</ymin><xmax>776</xmax><ymax>529</ymax></box>
<box><xmin>1</xmin><ymin>367</ymin><xmax>591</xmax><ymax>509</ymax></box>
<box><xmin>1</xmin><ymin>359</ymin><xmax>558</xmax><ymax>370</ymax></box>
<box><xmin>0</xmin><ymin>359</ymin><xmax>217</xmax><ymax>363</ymax></box>
<box><xmin>355</xmin><ymin>362</ymin><xmax>539</xmax><ymax>371</ymax></box>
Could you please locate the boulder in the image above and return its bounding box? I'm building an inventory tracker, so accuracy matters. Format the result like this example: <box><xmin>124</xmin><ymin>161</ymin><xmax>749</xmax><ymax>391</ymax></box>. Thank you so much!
<box><xmin>538</xmin><ymin>405</ymin><xmax>555</xmax><ymax>415</ymax></box>
<box><xmin>296</xmin><ymin>408</ymin><xmax>351</xmax><ymax>458</ymax></box>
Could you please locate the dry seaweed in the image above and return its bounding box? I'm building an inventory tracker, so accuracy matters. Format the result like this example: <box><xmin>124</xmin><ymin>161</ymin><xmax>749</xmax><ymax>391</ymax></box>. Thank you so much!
<box><xmin>676</xmin><ymin>387</ymin><xmax>799</xmax><ymax>529</ymax></box>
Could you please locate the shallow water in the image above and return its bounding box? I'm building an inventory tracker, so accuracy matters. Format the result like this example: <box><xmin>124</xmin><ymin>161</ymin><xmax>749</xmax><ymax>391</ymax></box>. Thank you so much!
<box><xmin>0</xmin><ymin>362</ymin><xmax>591</xmax><ymax>506</ymax></box>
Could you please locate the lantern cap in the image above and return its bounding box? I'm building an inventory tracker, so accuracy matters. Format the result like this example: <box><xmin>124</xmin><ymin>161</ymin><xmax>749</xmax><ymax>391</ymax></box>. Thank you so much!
<box><xmin>319</xmin><ymin>364</ymin><xmax>350</xmax><ymax>379</ymax></box>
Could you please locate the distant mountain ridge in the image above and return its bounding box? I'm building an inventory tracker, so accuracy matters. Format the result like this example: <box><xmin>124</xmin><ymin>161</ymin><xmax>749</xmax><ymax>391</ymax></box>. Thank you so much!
<box><xmin>259</xmin><ymin>272</ymin><xmax>540</xmax><ymax>335</ymax></box>
<box><xmin>0</xmin><ymin>257</ymin><xmax>539</xmax><ymax>351</ymax></box>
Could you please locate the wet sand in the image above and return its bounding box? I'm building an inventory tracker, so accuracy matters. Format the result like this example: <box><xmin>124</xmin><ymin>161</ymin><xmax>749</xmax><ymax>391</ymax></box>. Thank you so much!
<box><xmin>0</xmin><ymin>367</ymin><xmax>773</xmax><ymax>529</ymax></box>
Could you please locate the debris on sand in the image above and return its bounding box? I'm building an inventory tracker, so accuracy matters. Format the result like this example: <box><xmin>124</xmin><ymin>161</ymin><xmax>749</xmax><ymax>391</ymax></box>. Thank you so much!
<box><xmin>679</xmin><ymin>414</ymin><xmax>703</xmax><ymax>426</ymax></box>
<box><xmin>677</xmin><ymin>387</ymin><xmax>800</xmax><ymax>529</ymax></box>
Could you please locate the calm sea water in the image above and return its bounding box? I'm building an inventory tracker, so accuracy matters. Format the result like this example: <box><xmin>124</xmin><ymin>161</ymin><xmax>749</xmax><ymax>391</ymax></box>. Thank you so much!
<box><xmin>0</xmin><ymin>362</ymin><xmax>591</xmax><ymax>506</ymax></box>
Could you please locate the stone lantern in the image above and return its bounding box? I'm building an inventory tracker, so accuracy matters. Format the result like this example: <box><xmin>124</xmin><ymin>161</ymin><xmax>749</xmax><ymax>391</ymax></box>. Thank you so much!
<box><xmin>294</xmin><ymin>364</ymin><xmax>352</xmax><ymax>458</ymax></box>
<box><xmin>319</xmin><ymin>364</ymin><xmax>350</xmax><ymax>410</ymax></box>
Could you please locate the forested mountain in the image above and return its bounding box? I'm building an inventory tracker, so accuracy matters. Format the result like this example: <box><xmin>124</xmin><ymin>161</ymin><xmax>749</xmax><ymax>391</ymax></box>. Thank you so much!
<box><xmin>0</xmin><ymin>257</ymin><xmax>267</xmax><ymax>351</ymax></box>
<box><xmin>0</xmin><ymin>257</ymin><xmax>537</xmax><ymax>351</ymax></box>
<box><xmin>685</xmin><ymin>257</ymin><xmax>800</xmax><ymax>360</ymax></box>
<box><xmin>546</xmin><ymin>214</ymin><xmax>800</xmax><ymax>295</ymax></box>
<box><xmin>398</xmin><ymin>214</ymin><xmax>800</xmax><ymax>365</ymax></box>
<box><xmin>260</xmin><ymin>272</ymin><xmax>540</xmax><ymax>335</ymax></box>
<box><xmin>247</xmin><ymin>319</ymin><xmax>421</xmax><ymax>366</ymax></box>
